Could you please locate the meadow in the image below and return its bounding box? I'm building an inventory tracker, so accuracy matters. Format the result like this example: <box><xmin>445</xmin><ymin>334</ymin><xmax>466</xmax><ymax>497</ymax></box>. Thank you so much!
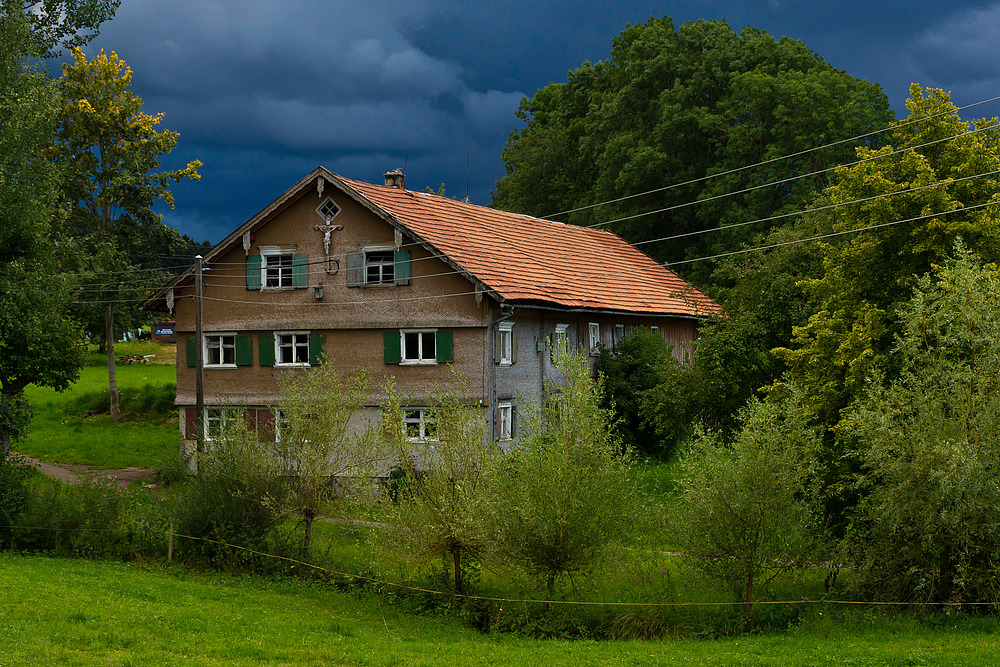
<box><xmin>3</xmin><ymin>553</ymin><xmax>1000</xmax><ymax>666</ymax></box>
<box><xmin>18</xmin><ymin>342</ymin><xmax>178</xmax><ymax>468</ymax></box>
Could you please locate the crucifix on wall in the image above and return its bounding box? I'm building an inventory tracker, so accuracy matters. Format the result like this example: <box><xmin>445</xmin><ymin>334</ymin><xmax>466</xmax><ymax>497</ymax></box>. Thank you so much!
<box><xmin>314</xmin><ymin>221</ymin><xmax>343</xmax><ymax>256</ymax></box>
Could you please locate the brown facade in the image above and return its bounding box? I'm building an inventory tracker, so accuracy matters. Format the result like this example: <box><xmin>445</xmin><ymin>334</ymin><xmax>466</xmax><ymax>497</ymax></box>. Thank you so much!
<box><xmin>151</xmin><ymin>168</ymin><xmax>717</xmax><ymax>450</ymax></box>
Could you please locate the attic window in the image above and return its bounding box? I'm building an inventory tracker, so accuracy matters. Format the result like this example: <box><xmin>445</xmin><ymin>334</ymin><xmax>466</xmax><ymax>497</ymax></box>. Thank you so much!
<box><xmin>316</xmin><ymin>198</ymin><xmax>341</xmax><ymax>222</ymax></box>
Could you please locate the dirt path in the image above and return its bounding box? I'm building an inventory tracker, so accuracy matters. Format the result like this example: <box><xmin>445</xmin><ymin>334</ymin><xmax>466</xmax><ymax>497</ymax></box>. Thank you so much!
<box><xmin>12</xmin><ymin>452</ymin><xmax>157</xmax><ymax>485</ymax></box>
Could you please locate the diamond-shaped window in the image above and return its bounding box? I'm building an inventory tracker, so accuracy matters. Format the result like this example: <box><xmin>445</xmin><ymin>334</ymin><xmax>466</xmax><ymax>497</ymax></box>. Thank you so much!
<box><xmin>317</xmin><ymin>198</ymin><xmax>341</xmax><ymax>222</ymax></box>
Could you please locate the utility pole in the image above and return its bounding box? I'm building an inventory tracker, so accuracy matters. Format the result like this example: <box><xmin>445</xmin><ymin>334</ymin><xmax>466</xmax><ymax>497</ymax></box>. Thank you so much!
<box><xmin>195</xmin><ymin>255</ymin><xmax>204</xmax><ymax>451</ymax></box>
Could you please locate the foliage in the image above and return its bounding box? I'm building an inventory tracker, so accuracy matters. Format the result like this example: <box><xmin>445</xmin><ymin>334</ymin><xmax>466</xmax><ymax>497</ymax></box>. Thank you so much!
<box><xmin>52</xmin><ymin>47</ymin><xmax>200</xmax><ymax>420</ymax></box>
<box><xmin>493</xmin><ymin>16</ymin><xmax>893</xmax><ymax>284</ymax></box>
<box><xmin>0</xmin><ymin>10</ymin><xmax>85</xmax><ymax>452</ymax></box>
<box><xmin>486</xmin><ymin>349</ymin><xmax>640</xmax><ymax>595</ymax></box>
<box><xmin>176</xmin><ymin>415</ymin><xmax>293</xmax><ymax>569</ymax></box>
<box><xmin>3</xmin><ymin>0</ymin><xmax>119</xmax><ymax>57</ymax></box>
<box><xmin>775</xmin><ymin>86</ymin><xmax>1000</xmax><ymax>526</ymax></box>
<box><xmin>671</xmin><ymin>390</ymin><xmax>822</xmax><ymax>625</ymax></box>
<box><xmin>594</xmin><ymin>328</ymin><xmax>673</xmax><ymax>457</ymax></box>
<box><xmin>274</xmin><ymin>363</ymin><xmax>383</xmax><ymax>557</ymax></box>
<box><xmin>0</xmin><ymin>452</ymin><xmax>34</xmax><ymax>545</ymax></box>
<box><xmin>381</xmin><ymin>376</ymin><xmax>492</xmax><ymax>593</ymax></box>
<box><xmin>844</xmin><ymin>244</ymin><xmax>1000</xmax><ymax>604</ymax></box>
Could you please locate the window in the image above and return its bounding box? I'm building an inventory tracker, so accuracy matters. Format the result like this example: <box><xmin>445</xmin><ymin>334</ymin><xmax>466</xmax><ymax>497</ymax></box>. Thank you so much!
<box><xmin>316</xmin><ymin>197</ymin><xmax>341</xmax><ymax>222</ymax></box>
<box><xmin>265</xmin><ymin>253</ymin><xmax>294</xmax><ymax>288</ymax></box>
<box><xmin>612</xmin><ymin>324</ymin><xmax>626</xmax><ymax>347</ymax></box>
<box><xmin>650</xmin><ymin>326</ymin><xmax>659</xmax><ymax>334</ymax></box>
<box><xmin>365</xmin><ymin>251</ymin><xmax>395</xmax><ymax>285</ymax></box>
<box><xmin>275</xmin><ymin>332</ymin><xmax>310</xmax><ymax>366</ymax></box>
<box><xmin>205</xmin><ymin>334</ymin><xmax>236</xmax><ymax>367</ymax></box>
<box><xmin>347</xmin><ymin>247</ymin><xmax>411</xmax><ymax>287</ymax></box>
<box><xmin>551</xmin><ymin>323</ymin><xmax>569</xmax><ymax>360</ymax></box>
<box><xmin>187</xmin><ymin>335</ymin><xmax>251</xmax><ymax>368</ymax></box>
<box><xmin>588</xmin><ymin>322</ymin><xmax>601</xmax><ymax>356</ymax></box>
<box><xmin>496</xmin><ymin>322</ymin><xmax>515</xmax><ymax>365</ymax></box>
<box><xmin>385</xmin><ymin>329</ymin><xmax>453</xmax><ymax>364</ymax></box>
<box><xmin>497</xmin><ymin>402</ymin><xmax>514</xmax><ymax>440</ymax></box>
<box><xmin>403</xmin><ymin>330</ymin><xmax>436</xmax><ymax>363</ymax></box>
<box><xmin>403</xmin><ymin>408</ymin><xmax>437</xmax><ymax>441</ymax></box>
<box><xmin>246</xmin><ymin>246</ymin><xmax>308</xmax><ymax>291</ymax></box>
<box><xmin>204</xmin><ymin>407</ymin><xmax>239</xmax><ymax>442</ymax></box>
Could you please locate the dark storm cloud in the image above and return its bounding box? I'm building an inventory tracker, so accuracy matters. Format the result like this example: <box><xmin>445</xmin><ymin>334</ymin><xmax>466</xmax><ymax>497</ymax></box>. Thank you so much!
<box><xmin>70</xmin><ymin>1</ymin><xmax>1000</xmax><ymax>243</ymax></box>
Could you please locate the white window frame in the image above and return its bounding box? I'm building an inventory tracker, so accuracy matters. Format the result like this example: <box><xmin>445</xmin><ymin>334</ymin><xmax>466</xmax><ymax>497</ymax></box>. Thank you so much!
<box><xmin>274</xmin><ymin>331</ymin><xmax>310</xmax><ymax>367</ymax></box>
<box><xmin>403</xmin><ymin>407</ymin><xmax>437</xmax><ymax>442</ymax></box>
<box><xmin>204</xmin><ymin>407</ymin><xmax>239</xmax><ymax>442</ymax></box>
<box><xmin>204</xmin><ymin>333</ymin><xmax>236</xmax><ymax>368</ymax></box>
<box><xmin>588</xmin><ymin>322</ymin><xmax>601</xmax><ymax>356</ymax></box>
<box><xmin>364</xmin><ymin>244</ymin><xmax>396</xmax><ymax>286</ymax></box>
<box><xmin>497</xmin><ymin>402</ymin><xmax>513</xmax><ymax>440</ymax></box>
<box><xmin>400</xmin><ymin>329</ymin><xmax>437</xmax><ymax>365</ymax></box>
<box><xmin>498</xmin><ymin>322</ymin><xmax>514</xmax><ymax>366</ymax></box>
<box><xmin>259</xmin><ymin>245</ymin><xmax>296</xmax><ymax>290</ymax></box>
<box><xmin>651</xmin><ymin>325</ymin><xmax>659</xmax><ymax>334</ymax></box>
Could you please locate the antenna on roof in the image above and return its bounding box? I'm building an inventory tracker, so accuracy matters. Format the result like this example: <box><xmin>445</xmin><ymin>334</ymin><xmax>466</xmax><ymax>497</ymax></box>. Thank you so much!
<box><xmin>403</xmin><ymin>153</ymin><xmax>408</xmax><ymax>176</ymax></box>
<box><xmin>466</xmin><ymin>152</ymin><xmax>470</xmax><ymax>203</ymax></box>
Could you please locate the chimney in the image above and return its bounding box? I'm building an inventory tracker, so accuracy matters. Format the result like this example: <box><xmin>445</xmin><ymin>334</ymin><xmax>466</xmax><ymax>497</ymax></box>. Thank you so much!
<box><xmin>384</xmin><ymin>169</ymin><xmax>405</xmax><ymax>190</ymax></box>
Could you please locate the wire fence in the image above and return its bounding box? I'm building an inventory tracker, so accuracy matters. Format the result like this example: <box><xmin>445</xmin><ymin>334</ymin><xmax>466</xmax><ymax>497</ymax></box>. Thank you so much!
<box><xmin>3</xmin><ymin>522</ymin><xmax>997</xmax><ymax>611</ymax></box>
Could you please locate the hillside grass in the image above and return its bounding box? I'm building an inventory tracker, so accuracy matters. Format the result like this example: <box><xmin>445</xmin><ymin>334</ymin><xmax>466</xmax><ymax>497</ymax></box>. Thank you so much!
<box><xmin>4</xmin><ymin>554</ymin><xmax>1000</xmax><ymax>666</ymax></box>
<box><xmin>17</xmin><ymin>342</ymin><xmax>178</xmax><ymax>468</ymax></box>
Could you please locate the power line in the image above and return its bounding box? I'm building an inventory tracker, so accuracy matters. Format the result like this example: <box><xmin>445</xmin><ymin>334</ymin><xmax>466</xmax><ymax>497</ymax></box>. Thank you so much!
<box><xmin>539</xmin><ymin>93</ymin><xmax>1000</xmax><ymax>220</ymax></box>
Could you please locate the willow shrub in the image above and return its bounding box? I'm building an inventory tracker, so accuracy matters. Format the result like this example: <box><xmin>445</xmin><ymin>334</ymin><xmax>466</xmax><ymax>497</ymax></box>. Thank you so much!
<box><xmin>844</xmin><ymin>243</ymin><xmax>1000</xmax><ymax>604</ymax></box>
<box><xmin>485</xmin><ymin>349</ymin><xmax>641</xmax><ymax>596</ymax></box>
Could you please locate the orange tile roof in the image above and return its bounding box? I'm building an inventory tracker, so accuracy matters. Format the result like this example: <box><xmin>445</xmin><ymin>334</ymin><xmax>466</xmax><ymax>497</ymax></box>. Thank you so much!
<box><xmin>339</xmin><ymin>175</ymin><xmax>720</xmax><ymax>318</ymax></box>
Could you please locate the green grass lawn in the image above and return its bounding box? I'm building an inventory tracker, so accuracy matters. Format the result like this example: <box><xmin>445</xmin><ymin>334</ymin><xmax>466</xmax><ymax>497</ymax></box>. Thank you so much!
<box><xmin>18</xmin><ymin>342</ymin><xmax>179</xmax><ymax>468</ymax></box>
<box><xmin>2</xmin><ymin>553</ymin><xmax>999</xmax><ymax>666</ymax></box>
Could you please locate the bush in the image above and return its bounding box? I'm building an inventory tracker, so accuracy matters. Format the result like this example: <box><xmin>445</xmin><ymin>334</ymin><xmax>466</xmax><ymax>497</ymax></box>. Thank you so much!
<box><xmin>486</xmin><ymin>349</ymin><xmax>641</xmax><ymax>595</ymax></box>
<box><xmin>671</xmin><ymin>391</ymin><xmax>822</xmax><ymax>626</ymax></box>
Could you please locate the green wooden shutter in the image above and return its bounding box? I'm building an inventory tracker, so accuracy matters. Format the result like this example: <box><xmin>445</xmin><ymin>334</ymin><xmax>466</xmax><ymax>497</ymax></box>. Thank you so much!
<box><xmin>186</xmin><ymin>336</ymin><xmax>196</xmax><ymax>367</ymax></box>
<box><xmin>346</xmin><ymin>252</ymin><xmax>364</xmax><ymax>286</ymax></box>
<box><xmin>511</xmin><ymin>406</ymin><xmax>517</xmax><ymax>439</ymax></box>
<box><xmin>258</xmin><ymin>334</ymin><xmax>274</xmax><ymax>366</ymax></box>
<box><xmin>235</xmin><ymin>335</ymin><xmax>252</xmax><ymax>366</ymax></box>
<box><xmin>437</xmin><ymin>330</ymin><xmax>453</xmax><ymax>363</ymax></box>
<box><xmin>384</xmin><ymin>331</ymin><xmax>401</xmax><ymax>363</ymax></box>
<box><xmin>246</xmin><ymin>255</ymin><xmax>261</xmax><ymax>290</ymax></box>
<box><xmin>292</xmin><ymin>253</ymin><xmax>308</xmax><ymax>288</ymax></box>
<box><xmin>494</xmin><ymin>330</ymin><xmax>501</xmax><ymax>364</ymax></box>
<box><xmin>394</xmin><ymin>249</ymin><xmax>411</xmax><ymax>286</ymax></box>
<box><xmin>309</xmin><ymin>333</ymin><xmax>325</xmax><ymax>365</ymax></box>
<box><xmin>511</xmin><ymin>330</ymin><xmax>518</xmax><ymax>364</ymax></box>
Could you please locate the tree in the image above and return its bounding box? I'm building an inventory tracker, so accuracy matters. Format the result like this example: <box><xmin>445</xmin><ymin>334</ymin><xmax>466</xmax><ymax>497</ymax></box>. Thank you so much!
<box><xmin>845</xmin><ymin>244</ymin><xmax>1000</xmax><ymax>603</ymax></box>
<box><xmin>275</xmin><ymin>363</ymin><xmax>384</xmax><ymax>557</ymax></box>
<box><xmin>775</xmin><ymin>87</ymin><xmax>1000</xmax><ymax>525</ymax></box>
<box><xmin>643</xmin><ymin>206</ymin><xmax>830</xmax><ymax>449</ymax></box>
<box><xmin>493</xmin><ymin>17</ymin><xmax>893</xmax><ymax>285</ymax></box>
<box><xmin>594</xmin><ymin>328</ymin><xmax>673</xmax><ymax>458</ymax></box>
<box><xmin>0</xmin><ymin>10</ymin><xmax>84</xmax><ymax>454</ymax></box>
<box><xmin>381</xmin><ymin>377</ymin><xmax>493</xmax><ymax>593</ymax></box>
<box><xmin>671</xmin><ymin>390</ymin><xmax>822</xmax><ymax>626</ymax></box>
<box><xmin>486</xmin><ymin>349</ymin><xmax>640</xmax><ymax>596</ymax></box>
<box><xmin>53</xmin><ymin>48</ymin><xmax>201</xmax><ymax>421</ymax></box>
<box><xmin>2</xmin><ymin>1</ymin><xmax>118</xmax><ymax>57</ymax></box>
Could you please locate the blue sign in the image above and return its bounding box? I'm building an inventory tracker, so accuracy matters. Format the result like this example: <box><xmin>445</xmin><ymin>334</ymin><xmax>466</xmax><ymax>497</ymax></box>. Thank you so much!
<box><xmin>154</xmin><ymin>325</ymin><xmax>174</xmax><ymax>336</ymax></box>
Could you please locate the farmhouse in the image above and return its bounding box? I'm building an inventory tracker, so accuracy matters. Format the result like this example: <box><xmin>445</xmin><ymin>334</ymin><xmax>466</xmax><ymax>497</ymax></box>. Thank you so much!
<box><xmin>147</xmin><ymin>167</ymin><xmax>719</xmax><ymax>452</ymax></box>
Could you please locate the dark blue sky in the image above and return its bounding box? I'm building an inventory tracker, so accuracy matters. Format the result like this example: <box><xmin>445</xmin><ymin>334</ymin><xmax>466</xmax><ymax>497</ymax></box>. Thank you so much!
<box><xmin>75</xmin><ymin>0</ymin><xmax>1000</xmax><ymax>244</ymax></box>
